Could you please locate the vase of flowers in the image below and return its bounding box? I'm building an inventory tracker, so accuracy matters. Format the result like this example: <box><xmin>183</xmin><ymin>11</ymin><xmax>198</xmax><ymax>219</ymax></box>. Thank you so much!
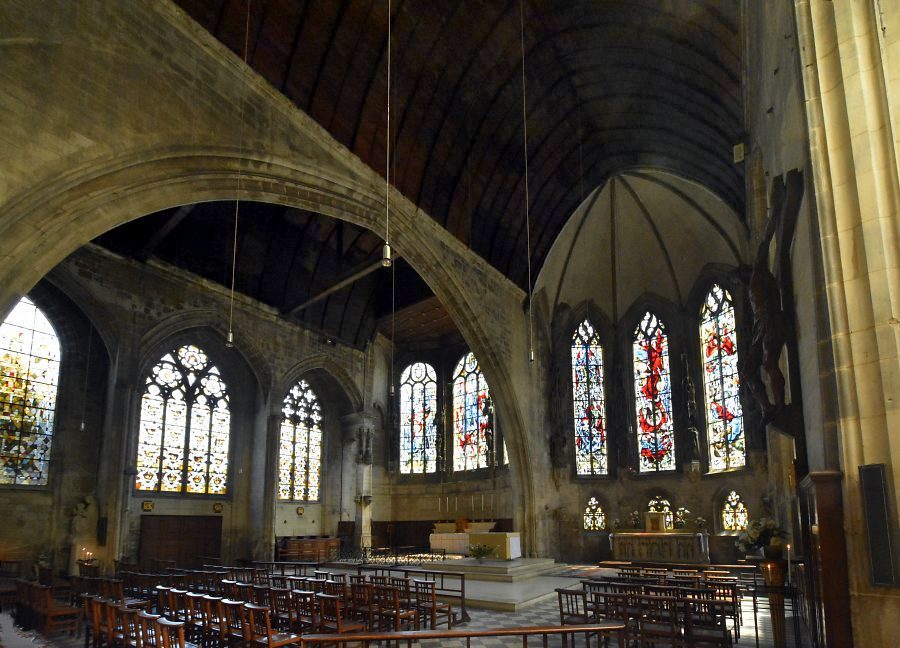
<box><xmin>629</xmin><ymin>510</ymin><xmax>642</xmax><ymax>529</ymax></box>
<box><xmin>736</xmin><ymin>517</ymin><xmax>787</xmax><ymax>557</ymax></box>
<box><xmin>468</xmin><ymin>543</ymin><xmax>495</xmax><ymax>563</ymax></box>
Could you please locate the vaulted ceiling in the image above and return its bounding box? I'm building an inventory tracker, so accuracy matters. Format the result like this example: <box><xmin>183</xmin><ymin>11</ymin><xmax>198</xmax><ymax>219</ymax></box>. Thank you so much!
<box><xmin>98</xmin><ymin>0</ymin><xmax>744</xmax><ymax>348</ymax></box>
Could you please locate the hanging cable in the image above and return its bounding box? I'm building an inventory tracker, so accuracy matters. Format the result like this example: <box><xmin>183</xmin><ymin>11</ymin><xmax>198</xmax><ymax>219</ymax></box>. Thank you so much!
<box><xmin>520</xmin><ymin>0</ymin><xmax>534</xmax><ymax>363</ymax></box>
<box><xmin>227</xmin><ymin>0</ymin><xmax>252</xmax><ymax>348</ymax></box>
<box><xmin>382</xmin><ymin>0</ymin><xmax>393</xmax><ymax>268</ymax></box>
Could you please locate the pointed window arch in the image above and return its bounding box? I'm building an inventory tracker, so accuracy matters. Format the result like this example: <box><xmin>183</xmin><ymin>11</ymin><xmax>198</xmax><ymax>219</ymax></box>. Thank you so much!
<box><xmin>0</xmin><ymin>297</ymin><xmax>60</xmax><ymax>486</ymax></box>
<box><xmin>721</xmin><ymin>490</ymin><xmax>749</xmax><ymax>531</ymax></box>
<box><xmin>633</xmin><ymin>312</ymin><xmax>675</xmax><ymax>472</ymax></box>
<box><xmin>583</xmin><ymin>497</ymin><xmax>606</xmax><ymax>531</ymax></box>
<box><xmin>571</xmin><ymin>320</ymin><xmax>607</xmax><ymax>475</ymax></box>
<box><xmin>135</xmin><ymin>345</ymin><xmax>230</xmax><ymax>494</ymax></box>
<box><xmin>399</xmin><ymin>362</ymin><xmax>437</xmax><ymax>474</ymax></box>
<box><xmin>278</xmin><ymin>380</ymin><xmax>323</xmax><ymax>501</ymax></box>
<box><xmin>452</xmin><ymin>352</ymin><xmax>492</xmax><ymax>471</ymax></box>
<box><xmin>700</xmin><ymin>284</ymin><xmax>745</xmax><ymax>471</ymax></box>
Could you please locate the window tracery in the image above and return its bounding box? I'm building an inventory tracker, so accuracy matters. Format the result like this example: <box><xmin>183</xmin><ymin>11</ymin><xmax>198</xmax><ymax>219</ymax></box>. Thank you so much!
<box><xmin>278</xmin><ymin>379</ymin><xmax>323</xmax><ymax>501</ymax></box>
<box><xmin>583</xmin><ymin>497</ymin><xmax>606</xmax><ymax>531</ymax></box>
<box><xmin>721</xmin><ymin>490</ymin><xmax>749</xmax><ymax>532</ymax></box>
<box><xmin>0</xmin><ymin>297</ymin><xmax>59</xmax><ymax>486</ymax></box>
<box><xmin>571</xmin><ymin>320</ymin><xmax>607</xmax><ymax>475</ymax></box>
<box><xmin>633</xmin><ymin>312</ymin><xmax>675</xmax><ymax>472</ymax></box>
<box><xmin>135</xmin><ymin>345</ymin><xmax>229</xmax><ymax>494</ymax></box>
<box><xmin>452</xmin><ymin>352</ymin><xmax>492</xmax><ymax>471</ymax></box>
<box><xmin>399</xmin><ymin>362</ymin><xmax>437</xmax><ymax>474</ymax></box>
<box><xmin>700</xmin><ymin>284</ymin><xmax>745</xmax><ymax>471</ymax></box>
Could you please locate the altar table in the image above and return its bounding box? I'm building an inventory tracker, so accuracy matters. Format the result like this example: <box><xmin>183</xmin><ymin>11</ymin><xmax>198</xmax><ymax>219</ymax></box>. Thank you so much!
<box><xmin>429</xmin><ymin>532</ymin><xmax>470</xmax><ymax>555</ymax></box>
<box><xmin>468</xmin><ymin>532</ymin><xmax>522</xmax><ymax>560</ymax></box>
<box><xmin>609</xmin><ymin>532</ymin><xmax>709</xmax><ymax>563</ymax></box>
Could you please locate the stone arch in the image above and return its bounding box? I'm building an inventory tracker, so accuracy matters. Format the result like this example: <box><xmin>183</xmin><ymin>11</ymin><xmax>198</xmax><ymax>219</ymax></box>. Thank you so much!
<box><xmin>277</xmin><ymin>355</ymin><xmax>364</xmax><ymax>416</ymax></box>
<box><xmin>0</xmin><ymin>144</ymin><xmax>542</xmax><ymax>552</ymax></box>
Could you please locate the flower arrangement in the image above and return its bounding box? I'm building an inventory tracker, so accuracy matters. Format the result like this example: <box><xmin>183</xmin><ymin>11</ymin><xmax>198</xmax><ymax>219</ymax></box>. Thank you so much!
<box><xmin>629</xmin><ymin>510</ymin><xmax>642</xmax><ymax>528</ymax></box>
<box><xmin>736</xmin><ymin>517</ymin><xmax>787</xmax><ymax>554</ymax></box>
<box><xmin>468</xmin><ymin>543</ymin><xmax>495</xmax><ymax>561</ymax></box>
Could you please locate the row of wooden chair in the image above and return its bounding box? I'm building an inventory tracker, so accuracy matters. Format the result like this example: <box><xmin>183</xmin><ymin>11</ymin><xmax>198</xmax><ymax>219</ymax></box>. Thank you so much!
<box><xmin>14</xmin><ymin>579</ymin><xmax>81</xmax><ymax>636</ymax></box>
<box><xmin>558</xmin><ymin>586</ymin><xmax>734</xmax><ymax>648</ymax></box>
<box><xmin>84</xmin><ymin>596</ymin><xmax>193</xmax><ymax>648</ymax></box>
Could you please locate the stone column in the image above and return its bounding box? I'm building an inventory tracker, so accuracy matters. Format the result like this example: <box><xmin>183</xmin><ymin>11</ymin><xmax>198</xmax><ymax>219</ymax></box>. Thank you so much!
<box><xmin>794</xmin><ymin>0</ymin><xmax>900</xmax><ymax>644</ymax></box>
<box><xmin>340</xmin><ymin>411</ymin><xmax>377</xmax><ymax>551</ymax></box>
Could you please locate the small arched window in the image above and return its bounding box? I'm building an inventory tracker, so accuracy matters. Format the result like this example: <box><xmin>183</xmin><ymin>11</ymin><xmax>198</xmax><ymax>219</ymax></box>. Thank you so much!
<box><xmin>452</xmin><ymin>352</ymin><xmax>492</xmax><ymax>471</ymax></box>
<box><xmin>278</xmin><ymin>380</ymin><xmax>323</xmax><ymax>501</ymax></box>
<box><xmin>700</xmin><ymin>284</ymin><xmax>745</xmax><ymax>471</ymax></box>
<box><xmin>399</xmin><ymin>362</ymin><xmax>437</xmax><ymax>474</ymax></box>
<box><xmin>648</xmin><ymin>495</ymin><xmax>673</xmax><ymax>529</ymax></box>
<box><xmin>571</xmin><ymin>320</ymin><xmax>607</xmax><ymax>475</ymax></box>
<box><xmin>721</xmin><ymin>490</ymin><xmax>749</xmax><ymax>532</ymax></box>
<box><xmin>136</xmin><ymin>345</ymin><xmax>230</xmax><ymax>494</ymax></box>
<box><xmin>0</xmin><ymin>297</ymin><xmax>60</xmax><ymax>486</ymax></box>
<box><xmin>633</xmin><ymin>312</ymin><xmax>675</xmax><ymax>472</ymax></box>
<box><xmin>583</xmin><ymin>497</ymin><xmax>606</xmax><ymax>531</ymax></box>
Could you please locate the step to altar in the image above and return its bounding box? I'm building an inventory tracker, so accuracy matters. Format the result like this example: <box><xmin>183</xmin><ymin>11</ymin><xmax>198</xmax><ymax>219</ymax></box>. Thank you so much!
<box><xmin>419</xmin><ymin>557</ymin><xmax>558</xmax><ymax>582</ymax></box>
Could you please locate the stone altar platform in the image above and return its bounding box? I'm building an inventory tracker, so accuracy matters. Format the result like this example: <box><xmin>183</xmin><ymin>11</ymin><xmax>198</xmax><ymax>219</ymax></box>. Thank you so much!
<box><xmin>420</xmin><ymin>557</ymin><xmax>557</xmax><ymax>582</ymax></box>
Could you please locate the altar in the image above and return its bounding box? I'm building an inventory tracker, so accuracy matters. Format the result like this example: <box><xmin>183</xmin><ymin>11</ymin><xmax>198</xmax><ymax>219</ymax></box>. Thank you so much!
<box><xmin>609</xmin><ymin>532</ymin><xmax>709</xmax><ymax>563</ymax></box>
<box><xmin>468</xmin><ymin>532</ymin><xmax>522</xmax><ymax>560</ymax></box>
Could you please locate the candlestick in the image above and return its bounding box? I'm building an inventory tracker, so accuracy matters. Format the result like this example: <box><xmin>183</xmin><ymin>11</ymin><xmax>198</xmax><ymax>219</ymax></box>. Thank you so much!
<box><xmin>787</xmin><ymin>544</ymin><xmax>792</xmax><ymax>584</ymax></box>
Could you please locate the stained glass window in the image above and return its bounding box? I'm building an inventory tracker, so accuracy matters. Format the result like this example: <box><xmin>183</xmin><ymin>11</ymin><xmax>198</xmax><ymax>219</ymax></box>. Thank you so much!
<box><xmin>675</xmin><ymin>507</ymin><xmax>691</xmax><ymax>527</ymax></box>
<box><xmin>452</xmin><ymin>352</ymin><xmax>492</xmax><ymax>471</ymax></box>
<box><xmin>633</xmin><ymin>312</ymin><xmax>675</xmax><ymax>472</ymax></box>
<box><xmin>648</xmin><ymin>495</ymin><xmax>673</xmax><ymax>528</ymax></box>
<box><xmin>571</xmin><ymin>320</ymin><xmax>607</xmax><ymax>475</ymax></box>
<box><xmin>583</xmin><ymin>497</ymin><xmax>606</xmax><ymax>531</ymax></box>
<box><xmin>0</xmin><ymin>297</ymin><xmax>59</xmax><ymax>486</ymax></box>
<box><xmin>722</xmin><ymin>490</ymin><xmax>749</xmax><ymax>532</ymax></box>
<box><xmin>278</xmin><ymin>380</ymin><xmax>323</xmax><ymax>501</ymax></box>
<box><xmin>399</xmin><ymin>362</ymin><xmax>437</xmax><ymax>474</ymax></box>
<box><xmin>700</xmin><ymin>285</ymin><xmax>745</xmax><ymax>471</ymax></box>
<box><xmin>135</xmin><ymin>345</ymin><xmax>230</xmax><ymax>494</ymax></box>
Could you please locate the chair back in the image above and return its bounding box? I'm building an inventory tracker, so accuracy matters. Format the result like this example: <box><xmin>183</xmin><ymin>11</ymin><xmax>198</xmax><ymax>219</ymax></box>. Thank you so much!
<box><xmin>234</xmin><ymin>582</ymin><xmax>254</xmax><ymax>602</ymax></box>
<box><xmin>269</xmin><ymin>574</ymin><xmax>288</xmax><ymax>589</ymax></box>
<box><xmin>221</xmin><ymin>598</ymin><xmax>248</xmax><ymax>643</ymax></box>
<box><xmin>137</xmin><ymin>611</ymin><xmax>163</xmax><ymax>648</ymax></box>
<box><xmin>251</xmin><ymin>584</ymin><xmax>270</xmax><ymax>606</ymax></box>
<box><xmin>323</xmin><ymin>580</ymin><xmax>346</xmax><ymax>598</ymax></box>
<box><xmin>349</xmin><ymin>574</ymin><xmax>367</xmax><ymax>585</ymax></box>
<box><xmin>157</xmin><ymin>618</ymin><xmax>186</xmax><ymax>648</ymax></box>
<box><xmin>244</xmin><ymin>603</ymin><xmax>274</xmax><ymax>642</ymax></box>
<box><xmin>556</xmin><ymin>588</ymin><xmax>588</xmax><ymax>621</ymax></box>
<box><xmin>291</xmin><ymin>589</ymin><xmax>317</xmax><ymax>630</ymax></box>
<box><xmin>316</xmin><ymin>593</ymin><xmax>344</xmax><ymax>626</ymax></box>
<box><xmin>119</xmin><ymin>605</ymin><xmax>141</xmax><ymax>646</ymax></box>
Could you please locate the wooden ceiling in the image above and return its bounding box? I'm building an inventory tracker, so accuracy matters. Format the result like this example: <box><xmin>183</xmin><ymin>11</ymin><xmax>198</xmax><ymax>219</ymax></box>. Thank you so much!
<box><xmin>100</xmin><ymin>1</ymin><xmax>744</xmax><ymax>349</ymax></box>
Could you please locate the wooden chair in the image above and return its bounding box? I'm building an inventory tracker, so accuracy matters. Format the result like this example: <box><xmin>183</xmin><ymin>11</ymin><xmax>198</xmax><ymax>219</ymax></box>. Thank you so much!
<box><xmin>329</xmin><ymin>573</ymin><xmax>346</xmax><ymax>584</ymax></box>
<box><xmin>118</xmin><ymin>605</ymin><xmax>142</xmax><ymax>648</ymax></box>
<box><xmin>268</xmin><ymin>575</ymin><xmax>288</xmax><ymax>590</ymax></box>
<box><xmin>104</xmin><ymin>598</ymin><xmax>126</xmax><ymax>647</ymax></box>
<box><xmin>137</xmin><ymin>611</ymin><xmax>163</xmax><ymax>648</ymax></box>
<box><xmin>288</xmin><ymin>590</ymin><xmax>317</xmax><ymax>634</ymax></box>
<box><xmin>348</xmin><ymin>575</ymin><xmax>367</xmax><ymax>585</ymax></box>
<box><xmin>81</xmin><ymin>594</ymin><xmax>99</xmax><ymax>648</ymax></box>
<box><xmin>315</xmin><ymin>593</ymin><xmax>364</xmax><ymax>636</ymax></box>
<box><xmin>683</xmin><ymin>596</ymin><xmax>733</xmax><ymax>647</ymax></box>
<box><xmin>37</xmin><ymin>583</ymin><xmax>81</xmax><ymax>636</ymax></box>
<box><xmin>200</xmin><ymin>594</ymin><xmax>227</xmax><ymax>648</ymax></box>
<box><xmin>636</xmin><ymin>594</ymin><xmax>682</xmax><ymax>647</ymax></box>
<box><xmin>244</xmin><ymin>603</ymin><xmax>302</xmax><ymax>648</ymax></box>
<box><xmin>167</xmin><ymin>588</ymin><xmax>189</xmax><ymax>623</ymax></box>
<box><xmin>368</xmin><ymin>575</ymin><xmax>388</xmax><ymax>585</ymax></box>
<box><xmin>556</xmin><ymin>588</ymin><xmax>591</xmax><ymax>648</ymax></box>
<box><xmin>156</xmin><ymin>586</ymin><xmax>173</xmax><ymax>616</ymax></box>
<box><xmin>372</xmin><ymin>584</ymin><xmax>417</xmax><ymax>633</ymax></box>
<box><xmin>158</xmin><ymin>617</ymin><xmax>195</xmax><ymax>648</ymax></box>
<box><xmin>221</xmin><ymin>599</ymin><xmax>249</xmax><ymax>647</ymax></box>
<box><xmin>312</xmin><ymin>571</ymin><xmax>331</xmax><ymax>582</ymax></box>
<box><xmin>266</xmin><ymin>588</ymin><xmax>294</xmax><ymax>631</ymax></box>
<box><xmin>184</xmin><ymin>592</ymin><xmax>207</xmax><ymax>643</ymax></box>
<box><xmin>347</xmin><ymin>582</ymin><xmax>375</xmax><ymax>629</ymax></box>
<box><xmin>233</xmin><ymin>583</ymin><xmax>254</xmax><ymax>603</ymax></box>
<box><xmin>322</xmin><ymin>580</ymin><xmax>346</xmax><ymax>600</ymax></box>
<box><xmin>250</xmin><ymin>585</ymin><xmax>270</xmax><ymax>606</ymax></box>
<box><xmin>412</xmin><ymin>580</ymin><xmax>452</xmax><ymax>630</ymax></box>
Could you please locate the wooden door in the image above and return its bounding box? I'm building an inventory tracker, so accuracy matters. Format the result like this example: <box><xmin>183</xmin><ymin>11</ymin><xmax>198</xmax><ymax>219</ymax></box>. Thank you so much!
<box><xmin>139</xmin><ymin>515</ymin><xmax>222</xmax><ymax>568</ymax></box>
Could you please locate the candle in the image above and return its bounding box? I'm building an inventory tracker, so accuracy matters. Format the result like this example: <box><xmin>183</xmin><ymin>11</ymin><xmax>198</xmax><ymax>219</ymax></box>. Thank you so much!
<box><xmin>471</xmin><ymin>495</ymin><xmax>474</xmax><ymax>511</ymax></box>
<box><xmin>481</xmin><ymin>494</ymin><xmax>484</xmax><ymax>512</ymax></box>
<box><xmin>438</xmin><ymin>497</ymin><xmax>441</xmax><ymax>514</ymax></box>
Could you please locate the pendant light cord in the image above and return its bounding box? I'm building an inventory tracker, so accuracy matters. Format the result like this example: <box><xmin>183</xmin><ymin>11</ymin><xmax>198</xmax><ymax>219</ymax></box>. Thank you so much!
<box><xmin>228</xmin><ymin>0</ymin><xmax>252</xmax><ymax>344</ymax></box>
<box><xmin>520</xmin><ymin>0</ymin><xmax>534</xmax><ymax>362</ymax></box>
<box><xmin>384</xmin><ymin>0</ymin><xmax>392</xmax><ymax>254</ymax></box>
